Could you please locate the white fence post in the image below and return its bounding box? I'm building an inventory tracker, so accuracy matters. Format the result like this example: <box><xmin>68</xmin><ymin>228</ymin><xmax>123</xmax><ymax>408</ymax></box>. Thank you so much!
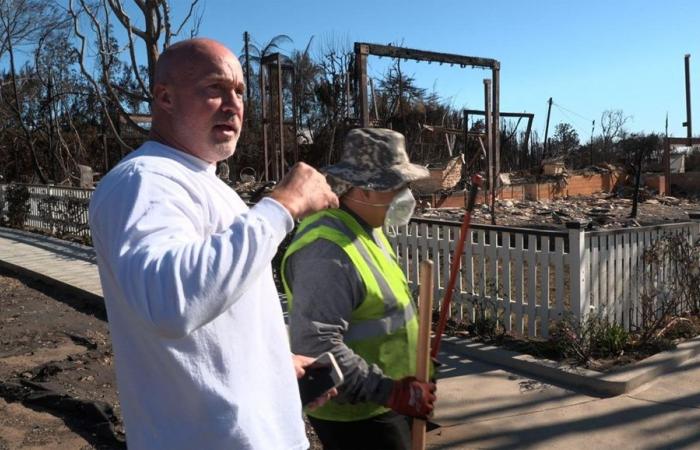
<box><xmin>566</xmin><ymin>221</ymin><xmax>589</xmax><ymax>326</ymax></box>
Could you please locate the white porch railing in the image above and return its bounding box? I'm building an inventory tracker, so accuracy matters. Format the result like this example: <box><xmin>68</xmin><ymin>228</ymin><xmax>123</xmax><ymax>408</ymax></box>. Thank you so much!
<box><xmin>389</xmin><ymin>218</ymin><xmax>700</xmax><ymax>338</ymax></box>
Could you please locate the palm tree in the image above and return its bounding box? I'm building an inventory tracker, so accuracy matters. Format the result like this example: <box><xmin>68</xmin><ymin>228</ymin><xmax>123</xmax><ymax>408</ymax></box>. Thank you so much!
<box><xmin>240</xmin><ymin>33</ymin><xmax>293</xmax><ymax>85</ymax></box>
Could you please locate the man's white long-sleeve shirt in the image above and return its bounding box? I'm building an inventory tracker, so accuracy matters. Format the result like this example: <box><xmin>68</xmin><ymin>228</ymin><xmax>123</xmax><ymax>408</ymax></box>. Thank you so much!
<box><xmin>89</xmin><ymin>141</ymin><xmax>308</xmax><ymax>450</ymax></box>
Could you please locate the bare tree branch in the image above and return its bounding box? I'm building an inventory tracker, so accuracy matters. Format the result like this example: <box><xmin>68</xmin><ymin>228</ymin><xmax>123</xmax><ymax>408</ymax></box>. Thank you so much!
<box><xmin>68</xmin><ymin>0</ymin><xmax>134</xmax><ymax>151</ymax></box>
<box><xmin>107</xmin><ymin>0</ymin><xmax>147</xmax><ymax>40</ymax></box>
<box><xmin>0</xmin><ymin>0</ymin><xmax>54</xmax><ymax>183</ymax></box>
<box><xmin>153</xmin><ymin>1</ymin><xmax>163</xmax><ymax>43</ymax></box>
<box><xmin>80</xmin><ymin>0</ymin><xmax>147</xmax><ymax>133</ymax></box>
<box><xmin>133</xmin><ymin>0</ymin><xmax>147</xmax><ymax>14</ymax></box>
<box><xmin>173</xmin><ymin>0</ymin><xmax>200</xmax><ymax>39</ymax></box>
<box><xmin>101</xmin><ymin>0</ymin><xmax>150</xmax><ymax>99</ymax></box>
<box><xmin>189</xmin><ymin>5</ymin><xmax>203</xmax><ymax>38</ymax></box>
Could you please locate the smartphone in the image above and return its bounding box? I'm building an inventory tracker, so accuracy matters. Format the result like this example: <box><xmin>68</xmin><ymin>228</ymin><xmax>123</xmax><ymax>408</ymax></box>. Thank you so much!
<box><xmin>298</xmin><ymin>352</ymin><xmax>344</xmax><ymax>407</ymax></box>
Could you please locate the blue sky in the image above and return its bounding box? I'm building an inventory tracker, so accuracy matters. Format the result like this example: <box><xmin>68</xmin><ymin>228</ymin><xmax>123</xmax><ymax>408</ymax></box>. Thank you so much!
<box><xmin>173</xmin><ymin>0</ymin><xmax>698</xmax><ymax>142</ymax></box>
<box><xmin>43</xmin><ymin>1</ymin><xmax>696</xmax><ymax>142</ymax></box>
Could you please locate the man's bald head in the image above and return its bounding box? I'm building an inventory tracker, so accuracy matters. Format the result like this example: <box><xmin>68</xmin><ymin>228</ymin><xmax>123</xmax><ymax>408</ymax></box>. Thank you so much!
<box><xmin>150</xmin><ymin>38</ymin><xmax>245</xmax><ymax>163</ymax></box>
<box><xmin>154</xmin><ymin>38</ymin><xmax>239</xmax><ymax>87</ymax></box>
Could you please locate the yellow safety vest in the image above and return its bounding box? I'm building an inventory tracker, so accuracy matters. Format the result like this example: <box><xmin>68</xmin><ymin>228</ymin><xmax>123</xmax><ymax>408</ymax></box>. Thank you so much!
<box><xmin>282</xmin><ymin>208</ymin><xmax>418</xmax><ymax>421</ymax></box>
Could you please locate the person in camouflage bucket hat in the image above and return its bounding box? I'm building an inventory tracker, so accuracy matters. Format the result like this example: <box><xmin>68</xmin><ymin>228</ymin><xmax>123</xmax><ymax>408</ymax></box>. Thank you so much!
<box><xmin>324</xmin><ymin>128</ymin><xmax>429</xmax><ymax>194</ymax></box>
<box><xmin>282</xmin><ymin>127</ymin><xmax>436</xmax><ymax>450</ymax></box>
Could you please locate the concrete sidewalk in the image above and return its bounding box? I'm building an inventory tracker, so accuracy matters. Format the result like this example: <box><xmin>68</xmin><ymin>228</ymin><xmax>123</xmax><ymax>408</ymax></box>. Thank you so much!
<box><xmin>2</xmin><ymin>227</ymin><xmax>700</xmax><ymax>449</ymax></box>
<box><xmin>429</xmin><ymin>349</ymin><xmax>700</xmax><ymax>449</ymax></box>
<box><xmin>0</xmin><ymin>227</ymin><xmax>101</xmax><ymax>300</ymax></box>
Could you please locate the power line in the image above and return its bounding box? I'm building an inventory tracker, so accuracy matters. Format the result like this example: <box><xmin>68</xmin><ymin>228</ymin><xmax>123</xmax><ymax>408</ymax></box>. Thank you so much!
<box><xmin>551</xmin><ymin>101</ymin><xmax>593</xmax><ymax>123</ymax></box>
<box><xmin>550</xmin><ymin>103</ymin><xmax>596</xmax><ymax>140</ymax></box>
<box><xmin>553</xmin><ymin>105</ymin><xmax>581</xmax><ymax>125</ymax></box>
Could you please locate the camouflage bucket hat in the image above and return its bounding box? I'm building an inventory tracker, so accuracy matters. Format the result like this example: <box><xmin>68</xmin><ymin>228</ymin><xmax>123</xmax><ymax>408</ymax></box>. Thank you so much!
<box><xmin>324</xmin><ymin>128</ymin><xmax>429</xmax><ymax>192</ymax></box>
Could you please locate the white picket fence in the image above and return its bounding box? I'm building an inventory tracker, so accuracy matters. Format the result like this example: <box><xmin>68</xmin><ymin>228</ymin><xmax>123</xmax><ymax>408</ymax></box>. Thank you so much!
<box><xmin>3</xmin><ymin>183</ymin><xmax>699</xmax><ymax>337</ymax></box>
<box><xmin>0</xmin><ymin>183</ymin><xmax>93</xmax><ymax>238</ymax></box>
<box><xmin>388</xmin><ymin>218</ymin><xmax>700</xmax><ymax>338</ymax></box>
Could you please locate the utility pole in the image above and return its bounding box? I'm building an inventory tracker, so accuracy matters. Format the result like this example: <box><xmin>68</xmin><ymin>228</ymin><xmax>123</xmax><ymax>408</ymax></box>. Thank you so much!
<box><xmin>684</xmin><ymin>54</ymin><xmax>692</xmax><ymax>146</ymax></box>
<box><xmin>589</xmin><ymin>119</ymin><xmax>595</xmax><ymax>166</ymax></box>
<box><xmin>543</xmin><ymin>97</ymin><xmax>553</xmax><ymax>160</ymax></box>
<box><xmin>243</xmin><ymin>32</ymin><xmax>252</xmax><ymax>102</ymax></box>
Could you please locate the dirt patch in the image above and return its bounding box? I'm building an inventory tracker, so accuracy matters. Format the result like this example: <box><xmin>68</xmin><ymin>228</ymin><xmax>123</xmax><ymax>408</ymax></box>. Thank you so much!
<box><xmin>0</xmin><ymin>267</ymin><xmax>324</xmax><ymax>449</ymax></box>
<box><xmin>0</xmin><ymin>267</ymin><xmax>124</xmax><ymax>449</ymax></box>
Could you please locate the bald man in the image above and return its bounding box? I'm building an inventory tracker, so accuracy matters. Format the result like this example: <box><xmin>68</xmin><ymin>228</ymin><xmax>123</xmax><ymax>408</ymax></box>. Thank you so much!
<box><xmin>89</xmin><ymin>38</ymin><xmax>337</xmax><ymax>450</ymax></box>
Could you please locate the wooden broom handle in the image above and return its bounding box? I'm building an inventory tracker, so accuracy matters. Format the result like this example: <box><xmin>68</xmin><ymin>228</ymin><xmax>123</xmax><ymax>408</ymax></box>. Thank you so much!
<box><xmin>411</xmin><ymin>260</ymin><xmax>434</xmax><ymax>450</ymax></box>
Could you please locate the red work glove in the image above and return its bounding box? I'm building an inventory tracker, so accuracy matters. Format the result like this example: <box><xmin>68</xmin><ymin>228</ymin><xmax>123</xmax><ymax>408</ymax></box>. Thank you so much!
<box><xmin>386</xmin><ymin>376</ymin><xmax>437</xmax><ymax>419</ymax></box>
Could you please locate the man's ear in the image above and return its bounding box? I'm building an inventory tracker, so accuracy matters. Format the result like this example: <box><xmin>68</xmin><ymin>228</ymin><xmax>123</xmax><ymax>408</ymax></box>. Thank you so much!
<box><xmin>152</xmin><ymin>83</ymin><xmax>174</xmax><ymax>114</ymax></box>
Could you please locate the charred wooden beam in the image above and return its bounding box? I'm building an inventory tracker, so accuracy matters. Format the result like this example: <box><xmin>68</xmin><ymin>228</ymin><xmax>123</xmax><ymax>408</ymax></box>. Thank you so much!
<box><xmin>464</xmin><ymin>109</ymin><xmax>534</xmax><ymax>120</ymax></box>
<box><xmin>354</xmin><ymin>42</ymin><xmax>499</xmax><ymax>69</ymax></box>
<box><xmin>356</xmin><ymin>44</ymin><xmax>369</xmax><ymax>127</ymax></box>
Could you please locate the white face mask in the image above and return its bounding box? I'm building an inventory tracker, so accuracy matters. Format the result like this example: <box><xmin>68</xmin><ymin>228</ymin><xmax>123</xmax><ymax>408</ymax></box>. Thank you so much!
<box><xmin>384</xmin><ymin>187</ymin><xmax>416</xmax><ymax>230</ymax></box>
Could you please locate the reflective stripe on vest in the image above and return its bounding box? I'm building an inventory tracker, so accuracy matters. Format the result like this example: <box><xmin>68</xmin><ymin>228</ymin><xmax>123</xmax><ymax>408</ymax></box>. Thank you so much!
<box><xmin>289</xmin><ymin>215</ymin><xmax>407</xmax><ymax>338</ymax></box>
<box><xmin>344</xmin><ymin>300</ymin><xmax>415</xmax><ymax>342</ymax></box>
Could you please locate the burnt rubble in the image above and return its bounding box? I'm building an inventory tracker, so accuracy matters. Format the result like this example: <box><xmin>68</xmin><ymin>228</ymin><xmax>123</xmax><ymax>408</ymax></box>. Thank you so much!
<box><xmin>417</xmin><ymin>191</ymin><xmax>698</xmax><ymax>230</ymax></box>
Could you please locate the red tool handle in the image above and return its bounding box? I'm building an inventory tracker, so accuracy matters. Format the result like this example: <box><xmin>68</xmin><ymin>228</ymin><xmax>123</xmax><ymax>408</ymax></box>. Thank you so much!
<box><xmin>431</xmin><ymin>174</ymin><xmax>483</xmax><ymax>359</ymax></box>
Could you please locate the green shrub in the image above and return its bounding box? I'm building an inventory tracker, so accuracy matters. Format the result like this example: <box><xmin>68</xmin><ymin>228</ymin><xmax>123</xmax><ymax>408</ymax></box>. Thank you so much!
<box><xmin>5</xmin><ymin>184</ymin><xmax>30</xmax><ymax>228</ymax></box>
<box><xmin>469</xmin><ymin>293</ymin><xmax>504</xmax><ymax>340</ymax></box>
<box><xmin>549</xmin><ymin>314</ymin><xmax>630</xmax><ymax>363</ymax></box>
<box><xmin>549</xmin><ymin>313</ymin><xmax>592</xmax><ymax>363</ymax></box>
<box><xmin>593</xmin><ymin>321</ymin><xmax>629</xmax><ymax>356</ymax></box>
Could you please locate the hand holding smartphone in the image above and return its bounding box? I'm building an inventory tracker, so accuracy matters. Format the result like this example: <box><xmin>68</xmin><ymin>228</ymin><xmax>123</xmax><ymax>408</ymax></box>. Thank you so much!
<box><xmin>298</xmin><ymin>352</ymin><xmax>344</xmax><ymax>407</ymax></box>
